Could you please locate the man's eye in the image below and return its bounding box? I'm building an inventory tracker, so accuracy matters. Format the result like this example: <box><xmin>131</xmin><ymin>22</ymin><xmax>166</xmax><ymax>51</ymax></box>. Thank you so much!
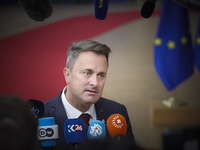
<box><xmin>84</xmin><ymin>72</ymin><xmax>90</xmax><ymax>76</ymax></box>
<box><xmin>98</xmin><ymin>74</ymin><xmax>104</xmax><ymax>78</ymax></box>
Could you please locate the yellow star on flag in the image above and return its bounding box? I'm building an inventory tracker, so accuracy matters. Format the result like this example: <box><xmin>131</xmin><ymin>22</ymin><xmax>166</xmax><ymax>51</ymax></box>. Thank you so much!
<box><xmin>167</xmin><ymin>40</ymin><xmax>175</xmax><ymax>50</ymax></box>
<box><xmin>181</xmin><ymin>36</ymin><xmax>187</xmax><ymax>44</ymax></box>
<box><xmin>154</xmin><ymin>38</ymin><xmax>162</xmax><ymax>46</ymax></box>
<box><xmin>196</xmin><ymin>37</ymin><xmax>200</xmax><ymax>45</ymax></box>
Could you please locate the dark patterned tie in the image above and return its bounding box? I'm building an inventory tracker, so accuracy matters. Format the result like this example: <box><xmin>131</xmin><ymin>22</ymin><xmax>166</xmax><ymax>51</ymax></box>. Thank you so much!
<box><xmin>78</xmin><ymin>113</ymin><xmax>91</xmax><ymax>131</ymax></box>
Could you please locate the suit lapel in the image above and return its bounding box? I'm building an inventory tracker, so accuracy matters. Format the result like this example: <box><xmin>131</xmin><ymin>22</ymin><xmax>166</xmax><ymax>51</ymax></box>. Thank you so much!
<box><xmin>50</xmin><ymin>91</ymin><xmax>68</xmax><ymax>131</ymax></box>
<box><xmin>50</xmin><ymin>91</ymin><xmax>68</xmax><ymax>146</ymax></box>
<box><xmin>95</xmin><ymin>98</ymin><xmax>106</xmax><ymax>123</ymax></box>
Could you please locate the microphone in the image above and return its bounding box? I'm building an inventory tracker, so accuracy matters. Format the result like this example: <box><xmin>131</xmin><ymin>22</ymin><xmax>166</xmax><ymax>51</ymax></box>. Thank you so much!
<box><xmin>64</xmin><ymin>118</ymin><xmax>86</xmax><ymax>150</ymax></box>
<box><xmin>140</xmin><ymin>0</ymin><xmax>157</xmax><ymax>18</ymax></box>
<box><xmin>26</xmin><ymin>99</ymin><xmax>44</xmax><ymax>118</ymax></box>
<box><xmin>18</xmin><ymin>0</ymin><xmax>53</xmax><ymax>21</ymax></box>
<box><xmin>87</xmin><ymin>120</ymin><xmax>106</xmax><ymax>141</ymax></box>
<box><xmin>106</xmin><ymin>114</ymin><xmax>127</xmax><ymax>141</ymax></box>
<box><xmin>95</xmin><ymin>0</ymin><xmax>109</xmax><ymax>20</ymax></box>
<box><xmin>38</xmin><ymin>117</ymin><xmax>59</xmax><ymax>149</ymax></box>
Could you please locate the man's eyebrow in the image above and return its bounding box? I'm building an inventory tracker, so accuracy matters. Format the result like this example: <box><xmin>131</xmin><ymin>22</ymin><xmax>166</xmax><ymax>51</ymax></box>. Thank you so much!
<box><xmin>82</xmin><ymin>69</ymin><xmax>106</xmax><ymax>75</ymax></box>
<box><xmin>80</xmin><ymin>69</ymin><xmax>93</xmax><ymax>74</ymax></box>
<box><xmin>82</xmin><ymin>68</ymin><xmax>93</xmax><ymax>72</ymax></box>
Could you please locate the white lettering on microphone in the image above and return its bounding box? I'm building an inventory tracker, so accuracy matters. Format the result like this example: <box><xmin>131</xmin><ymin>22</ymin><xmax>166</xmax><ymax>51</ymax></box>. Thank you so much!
<box><xmin>89</xmin><ymin>124</ymin><xmax>103</xmax><ymax>137</ymax></box>
<box><xmin>37</xmin><ymin>125</ymin><xmax>58</xmax><ymax>140</ymax></box>
<box><xmin>68</xmin><ymin>124</ymin><xmax>82</xmax><ymax>132</ymax></box>
<box><xmin>38</xmin><ymin>128</ymin><xmax>54</xmax><ymax>137</ymax></box>
<box><xmin>112</xmin><ymin>115</ymin><xmax>124</xmax><ymax>128</ymax></box>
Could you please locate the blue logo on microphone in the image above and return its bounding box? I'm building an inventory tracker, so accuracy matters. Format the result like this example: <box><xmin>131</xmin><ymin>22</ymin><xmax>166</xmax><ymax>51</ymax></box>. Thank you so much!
<box><xmin>32</xmin><ymin>107</ymin><xmax>39</xmax><ymax>116</ymax></box>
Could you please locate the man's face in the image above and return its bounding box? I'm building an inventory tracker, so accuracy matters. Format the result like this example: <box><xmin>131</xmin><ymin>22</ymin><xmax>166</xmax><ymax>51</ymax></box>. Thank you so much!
<box><xmin>64</xmin><ymin>51</ymin><xmax>108</xmax><ymax>111</ymax></box>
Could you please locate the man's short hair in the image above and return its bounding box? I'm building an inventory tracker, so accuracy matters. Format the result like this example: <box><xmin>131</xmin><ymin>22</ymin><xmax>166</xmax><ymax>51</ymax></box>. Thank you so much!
<box><xmin>66</xmin><ymin>40</ymin><xmax>111</xmax><ymax>71</ymax></box>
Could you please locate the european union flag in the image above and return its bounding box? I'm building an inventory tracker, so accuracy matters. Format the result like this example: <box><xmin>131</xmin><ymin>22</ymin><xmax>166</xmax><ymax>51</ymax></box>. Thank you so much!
<box><xmin>194</xmin><ymin>16</ymin><xmax>200</xmax><ymax>73</ymax></box>
<box><xmin>154</xmin><ymin>0</ymin><xmax>193</xmax><ymax>91</ymax></box>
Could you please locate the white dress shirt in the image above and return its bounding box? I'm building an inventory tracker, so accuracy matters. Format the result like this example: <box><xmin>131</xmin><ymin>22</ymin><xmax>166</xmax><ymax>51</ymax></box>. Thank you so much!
<box><xmin>61</xmin><ymin>86</ymin><xmax>97</xmax><ymax>123</ymax></box>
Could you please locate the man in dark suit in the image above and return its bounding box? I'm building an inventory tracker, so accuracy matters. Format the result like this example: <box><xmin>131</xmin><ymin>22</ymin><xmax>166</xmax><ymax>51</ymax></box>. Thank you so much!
<box><xmin>44</xmin><ymin>40</ymin><xmax>137</xmax><ymax>150</ymax></box>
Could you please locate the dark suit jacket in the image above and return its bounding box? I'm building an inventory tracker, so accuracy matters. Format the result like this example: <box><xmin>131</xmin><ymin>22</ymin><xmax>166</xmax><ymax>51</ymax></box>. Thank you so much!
<box><xmin>44</xmin><ymin>90</ymin><xmax>136</xmax><ymax>150</ymax></box>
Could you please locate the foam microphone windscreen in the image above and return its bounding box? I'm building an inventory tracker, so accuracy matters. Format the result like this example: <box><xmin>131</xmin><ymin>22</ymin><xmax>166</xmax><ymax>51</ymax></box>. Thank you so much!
<box><xmin>106</xmin><ymin>114</ymin><xmax>127</xmax><ymax>138</ymax></box>
<box><xmin>141</xmin><ymin>0</ymin><xmax>155</xmax><ymax>18</ymax></box>
<box><xmin>26</xmin><ymin>99</ymin><xmax>44</xmax><ymax>118</ymax></box>
<box><xmin>64</xmin><ymin>118</ymin><xmax>86</xmax><ymax>144</ymax></box>
<box><xmin>95</xmin><ymin>0</ymin><xmax>109</xmax><ymax>20</ymax></box>
<box><xmin>18</xmin><ymin>0</ymin><xmax>53</xmax><ymax>21</ymax></box>
<box><xmin>38</xmin><ymin>117</ymin><xmax>59</xmax><ymax>147</ymax></box>
<box><xmin>87</xmin><ymin>120</ymin><xmax>106</xmax><ymax>141</ymax></box>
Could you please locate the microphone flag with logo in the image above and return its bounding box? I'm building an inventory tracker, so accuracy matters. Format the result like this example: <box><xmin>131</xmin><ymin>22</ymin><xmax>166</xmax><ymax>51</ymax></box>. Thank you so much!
<box><xmin>194</xmin><ymin>15</ymin><xmax>200</xmax><ymax>73</ymax></box>
<box><xmin>154</xmin><ymin>0</ymin><xmax>193</xmax><ymax>91</ymax></box>
<box><xmin>95</xmin><ymin>0</ymin><xmax>109</xmax><ymax>20</ymax></box>
<box><xmin>38</xmin><ymin>117</ymin><xmax>59</xmax><ymax>147</ymax></box>
<box><xmin>106</xmin><ymin>114</ymin><xmax>127</xmax><ymax>138</ymax></box>
<box><xmin>64</xmin><ymin>118</ymin><xmax>86</xmax><ymax>144</ymax></box>
<box><xmin>87</xmin><ymin>120</ymin><xmax>106</xmax><ymax>141</ymax></box>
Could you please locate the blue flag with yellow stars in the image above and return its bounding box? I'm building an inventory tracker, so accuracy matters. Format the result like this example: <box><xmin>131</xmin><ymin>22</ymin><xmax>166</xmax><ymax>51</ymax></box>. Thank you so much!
<box><xmin>154</xmin><ymin>0</ymin><xmax>193</xmax><ymax>91</ymax></box>
<box><xmin>195</xmin><ymin>15</ymin><xmax>200</xmax><ymax>73</ymax></box>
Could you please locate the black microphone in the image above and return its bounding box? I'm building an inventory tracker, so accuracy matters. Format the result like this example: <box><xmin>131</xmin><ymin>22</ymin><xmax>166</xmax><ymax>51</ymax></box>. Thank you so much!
<box><xmin>26</xmin><ymin>99</ymin><xmax>44</xmax><ymax>118</ymax></box>
<box><xmin>141</xmin><ymin>0</ymin><xmax>157</xmax><ymax>18</ymax></box>
<box><xmin>18</xmin><ymin>0</ymin><xmax>53</xmax><ymax>21</ymax></box>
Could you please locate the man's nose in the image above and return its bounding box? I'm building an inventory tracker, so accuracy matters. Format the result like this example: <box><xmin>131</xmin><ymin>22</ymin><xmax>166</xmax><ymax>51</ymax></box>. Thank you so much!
<box><xmin>89</xmin><ymin>75</ymin><xmax>99</xmax><ymax>86</ymax></box>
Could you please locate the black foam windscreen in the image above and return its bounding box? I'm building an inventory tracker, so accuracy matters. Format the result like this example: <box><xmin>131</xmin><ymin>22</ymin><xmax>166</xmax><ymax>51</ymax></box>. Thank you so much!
<box><xmin>141</xmin><ymin>0</ymin><xmax>156</xmax><ymax>18</ymax></box>
<box><xmin>19</xmin><ymin>0</ymin><xmax>53</xmax><ymax>21</ymax></box>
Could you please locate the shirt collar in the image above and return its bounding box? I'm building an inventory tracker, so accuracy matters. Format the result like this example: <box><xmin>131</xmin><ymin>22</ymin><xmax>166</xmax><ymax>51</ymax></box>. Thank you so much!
<box><xmin>61</xmin><ymin>86</ymin><xmax>96</xmax><ymax>121</ymax></box>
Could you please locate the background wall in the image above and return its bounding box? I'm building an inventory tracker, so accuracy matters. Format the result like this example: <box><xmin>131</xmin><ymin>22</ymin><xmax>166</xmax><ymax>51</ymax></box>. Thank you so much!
<box><xmin>0</xmin><ymin>0</ymin><xmax>200</xmax><ymax>149</ymax></box>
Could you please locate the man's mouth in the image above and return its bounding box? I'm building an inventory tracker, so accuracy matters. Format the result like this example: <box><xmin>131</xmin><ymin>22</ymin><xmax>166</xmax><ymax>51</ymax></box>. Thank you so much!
<box><xmin>85</xmin><ymin>89</ymin><xmax>98</xmax><ymax>95</ymax></box>
<box><xmin>86</xmin><ymin>90</ymin><xmax>97</xmax><ymax>93</ymax></box>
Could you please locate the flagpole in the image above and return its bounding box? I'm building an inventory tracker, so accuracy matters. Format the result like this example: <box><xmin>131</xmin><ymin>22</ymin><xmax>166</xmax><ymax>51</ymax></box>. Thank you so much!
<box><xmin>162</xmin><ymin>88</ymin><xmax>186</xmax><ymax>107</ymax></box>
<box><xmin>162</xmin><ymin>89</ymin><xmax>176</xmax><ymax>107</ymax></box>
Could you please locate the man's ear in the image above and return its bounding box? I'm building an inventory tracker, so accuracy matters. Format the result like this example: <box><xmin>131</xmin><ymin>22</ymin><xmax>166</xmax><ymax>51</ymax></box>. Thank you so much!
<box><xmin>63</xmin><ymin>67</ymin><xmax>70</xmax><ymax>84</ymax></box>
